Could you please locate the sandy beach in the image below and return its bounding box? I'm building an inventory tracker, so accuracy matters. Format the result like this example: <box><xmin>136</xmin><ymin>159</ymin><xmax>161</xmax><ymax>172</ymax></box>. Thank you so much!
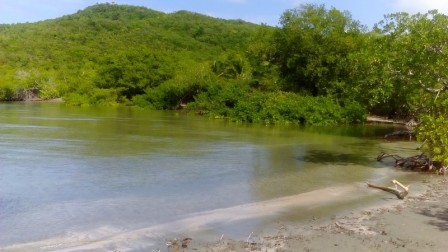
<box><xmin>3</xmin><ymin>176</ymin><xmax>447</xmax><ymax>252</ymax></box>
<box><xmin>175</xmin><ymin>176</ymin><xmax>448</xmax><ymax>252</ymax></box>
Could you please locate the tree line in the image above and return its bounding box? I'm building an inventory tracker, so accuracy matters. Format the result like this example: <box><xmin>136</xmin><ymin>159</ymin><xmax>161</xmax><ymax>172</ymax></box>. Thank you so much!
<box><xmin>0</xmin><ymin>3</ymin><xmax>447</xmax><ymax>163</ymax></box>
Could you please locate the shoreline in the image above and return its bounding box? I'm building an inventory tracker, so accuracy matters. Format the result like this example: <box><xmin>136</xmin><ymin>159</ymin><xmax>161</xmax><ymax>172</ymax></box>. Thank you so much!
<box><xmin>366</xmin><ymin>115</ymin><xmax>406</xmax><ymax>125</ymax></box>
<box><xmin>3</xmin><ymin>177</ymin><xmax>444</xmax><ymax>251</ymax></box>
<box><xmin>0</xmin><ymin>184</ymin><xmax>381</xmax><ymax>251</ymax></box>
<box><xmin>181</xmin><ymin>176</ymin><xmax>448</xmax><ymax>252</ymax></box>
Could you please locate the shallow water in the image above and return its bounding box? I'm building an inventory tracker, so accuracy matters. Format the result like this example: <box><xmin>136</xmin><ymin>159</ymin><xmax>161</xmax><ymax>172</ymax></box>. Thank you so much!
<box><xmin>0</xmin><ymin>103</ymin><xmax>421</xmax><ymax>251</ymax></box>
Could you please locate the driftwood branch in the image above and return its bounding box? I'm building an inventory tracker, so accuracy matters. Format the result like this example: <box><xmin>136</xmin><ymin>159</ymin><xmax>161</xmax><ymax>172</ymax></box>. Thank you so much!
<box><xmin>367</xmin><ymin>179</ymin><xmax>410</xmax><ymax>199</ymax></box>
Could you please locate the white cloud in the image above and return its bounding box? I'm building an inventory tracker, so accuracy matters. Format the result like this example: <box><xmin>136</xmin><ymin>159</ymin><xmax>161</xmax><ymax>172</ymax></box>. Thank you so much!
<box><xmin>393</xmin><ymin>0</ymin><xmax>448</xmax><ymax>14</ymax></box>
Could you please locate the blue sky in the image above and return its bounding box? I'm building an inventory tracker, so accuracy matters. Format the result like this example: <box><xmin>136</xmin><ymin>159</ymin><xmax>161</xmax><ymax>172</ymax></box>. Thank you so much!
<box><xmin>1</xmin><ymin>0</ymin><xmax>448</xmax><ymax>28</ymax></box>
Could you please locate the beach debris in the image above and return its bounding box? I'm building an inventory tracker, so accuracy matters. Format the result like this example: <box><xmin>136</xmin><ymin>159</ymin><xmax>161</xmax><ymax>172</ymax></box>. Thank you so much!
<box><xmin>367</xmin><ymin>179</ymin><xmax>410</xmax><ymax>199</ymax></box>
<box><xmin>166</xmin><ymin>238</ymin><xmax>179</xmax><ymax>252</ymax></box>
<box><xmin>166</xmin><ymin>237</ymin><xmax>192</xmax><ymax>250</ymax></box>
<box><xmin>165</xmin><ymin>237</ymin><xmax>193</xmax><ymax>252</ymax></box>
<box><xmin>246</xmin><ymin>232</ymin><xmax>253</xmax><ymax>243</ymax></box>
<box><xmin>181</xmin><ymin>237</ymin><xmax>192</xmax><ymax>248</ymax></box>
<box><xmin>245</xmin><ymin>232</ymin><xmax>261</xmax><ymax>251</ymax></box>
<box><xmin>376</xmin><ymin>152</ymin><xmax>446</xmax><ymax>174</ymax></box>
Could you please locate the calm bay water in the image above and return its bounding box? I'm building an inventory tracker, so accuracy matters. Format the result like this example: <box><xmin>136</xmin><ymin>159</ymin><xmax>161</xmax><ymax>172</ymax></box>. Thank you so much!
<box><xmin>0</xmin><ymin>103</ymin><xmax>421</xmax><ymax>251</ymax></box>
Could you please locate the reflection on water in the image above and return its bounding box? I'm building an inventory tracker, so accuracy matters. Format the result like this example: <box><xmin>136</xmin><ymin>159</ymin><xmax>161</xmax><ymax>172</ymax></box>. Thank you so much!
<box><xmin>0</xmin><ymin>103</ymin><xmax>421</xmax><ymax>250</ymax></box>
<box><xmin>301</xmin><ymin>149</ymin><xmax>371</xmax><ymax>165</ymax></box>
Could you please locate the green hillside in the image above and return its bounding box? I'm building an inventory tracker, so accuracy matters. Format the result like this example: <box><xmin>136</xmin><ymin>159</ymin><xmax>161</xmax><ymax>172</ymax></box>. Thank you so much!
<box><xmin>0</xmin><ymin>4</ymin><xmax>259</xmax><ymax>105</ymax></box>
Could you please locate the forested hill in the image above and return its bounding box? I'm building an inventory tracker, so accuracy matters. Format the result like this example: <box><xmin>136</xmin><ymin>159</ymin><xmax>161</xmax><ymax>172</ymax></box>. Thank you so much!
<box><xmin>2</xmin><ymin>3</ymin><xmax>448</xmax><ymax>131</ymax></box>
<box><xmin>0</xmin><ymin>3</ymin><xmax>259</xmax><ymax>104</ymax></box>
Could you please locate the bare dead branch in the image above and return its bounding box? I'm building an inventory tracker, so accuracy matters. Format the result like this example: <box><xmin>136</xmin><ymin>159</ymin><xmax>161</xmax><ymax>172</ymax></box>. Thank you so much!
<box><xmin>367</xmin><ymin>180</ymin><xmax>409</xmax><ymax>199</ymax></box>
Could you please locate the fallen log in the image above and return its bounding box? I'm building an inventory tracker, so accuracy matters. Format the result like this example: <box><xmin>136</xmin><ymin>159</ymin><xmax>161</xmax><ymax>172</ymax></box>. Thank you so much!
<box><xmin>367</xmin><ymin>180</ymin><xmax>410</xmax><ymax>199</ymax></box>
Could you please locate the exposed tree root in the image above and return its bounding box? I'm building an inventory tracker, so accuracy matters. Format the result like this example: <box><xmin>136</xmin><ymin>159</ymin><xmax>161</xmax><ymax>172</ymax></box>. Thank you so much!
<box><xmin>376</xmin><ymin>152</ymin><xmax>447</xmax><ymax>175</ymax></box>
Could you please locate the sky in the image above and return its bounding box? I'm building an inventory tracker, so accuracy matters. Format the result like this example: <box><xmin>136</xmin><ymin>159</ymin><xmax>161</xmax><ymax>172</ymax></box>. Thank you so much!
<box><xmin>1</xmin><ymin>0</ymin><xmax>448</xmax><ymax>28</ymax></box>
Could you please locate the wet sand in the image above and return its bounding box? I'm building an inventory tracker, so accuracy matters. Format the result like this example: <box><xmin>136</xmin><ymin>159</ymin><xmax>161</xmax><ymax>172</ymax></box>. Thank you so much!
<box><xmin>182</xmin><ymin>176</ymin><xmax>448</xmax><ymax>252</ymax></box>
<box><xmin>3</xmin><ymin>177</ymin><xmax>447</xmax><ymax>252</ymax></box>
<box><xmin>1</xmin><ymin>184</ymin><xmax>370</xmax><ymax>251</ymax></box>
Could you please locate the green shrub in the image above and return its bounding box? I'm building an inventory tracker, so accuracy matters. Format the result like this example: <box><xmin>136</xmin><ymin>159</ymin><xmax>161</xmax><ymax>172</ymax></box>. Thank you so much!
<box><xmin>417</xmin><ymin>115</ymin><xmax>448</xmax><ymax>165</ymax></box>
<box><xmin>189</xmin><ymin>80</ymin><xmax>250</xmax><ymax>117</ymax></box>
<box><xmin>0</xmin><ymin>85</ymin><xmax>17</xmax><ymax>101</ymax></box>
<box><xmin>342</xmin><ymin>102</ymin><xmax>367</xmax><ymax>124</ymax></box>
<box><xmin>229</xmin><ymin>92</ymin><xmax>346</xmax><ymax>125</ymax></box>
<box><xmin>63</xmin><ymin>93</ymin><xmax>91</xmax><ymax>107</ymax></box>
<box><xmin>64</xmin><ymin>88</ymin><xmax>120</xmax><ymax>107</ymax></box>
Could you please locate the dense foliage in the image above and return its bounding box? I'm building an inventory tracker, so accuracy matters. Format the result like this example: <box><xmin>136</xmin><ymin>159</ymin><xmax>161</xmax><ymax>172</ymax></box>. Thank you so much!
<box><xmin>0</xmin><ymin>4</ymin><xmax>257</xmax><ymax>105</ymax></box>
<box><xmin>1</xmin><ymin>3</ymin><xmax>448</xmax><ymax>162</ymax></box>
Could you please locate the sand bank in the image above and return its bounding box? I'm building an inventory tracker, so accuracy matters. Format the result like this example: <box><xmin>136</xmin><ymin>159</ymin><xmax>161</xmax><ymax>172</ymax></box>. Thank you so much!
<box><xmin>3</xmin><ymin>178</ymin><xmax>447</xmax><ymax>251</ymax></box>
<box><xmin>188</xmin><ymin>177</ymin><xmax>448</xmax><ymax>252</ymax></box>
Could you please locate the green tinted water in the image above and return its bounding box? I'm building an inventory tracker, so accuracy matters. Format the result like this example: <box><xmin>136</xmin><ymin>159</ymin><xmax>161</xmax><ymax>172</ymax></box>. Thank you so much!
<box><xmin>0</xmin><ymin>103</ymin><xmax>421</xmax><ymax>250</ymax></box>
